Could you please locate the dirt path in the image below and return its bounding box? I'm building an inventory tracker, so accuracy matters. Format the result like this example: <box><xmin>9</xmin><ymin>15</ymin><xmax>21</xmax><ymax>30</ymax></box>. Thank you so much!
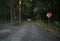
<box><xmin>0</xmin><ymin>21</ymin><xmax>60</xmax><ymax>41</ymax></box>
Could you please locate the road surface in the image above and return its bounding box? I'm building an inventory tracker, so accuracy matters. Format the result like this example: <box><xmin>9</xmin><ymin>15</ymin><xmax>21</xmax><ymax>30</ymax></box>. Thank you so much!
<box><xmin>0</xmin><ymin>21</ymin><xmax>60</xmax><ymax>41</ymax></box>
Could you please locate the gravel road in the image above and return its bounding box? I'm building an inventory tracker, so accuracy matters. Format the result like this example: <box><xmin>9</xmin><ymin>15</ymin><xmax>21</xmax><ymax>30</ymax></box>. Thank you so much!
<box><xmin>0</xmin><ymin>21</ymin><xmax>60</xmax><ymax>41</ymax></box>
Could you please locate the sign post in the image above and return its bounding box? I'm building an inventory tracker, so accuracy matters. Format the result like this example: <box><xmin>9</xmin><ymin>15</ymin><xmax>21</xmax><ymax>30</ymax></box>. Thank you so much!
<box><xmin>46</xmin><ymin>12</ymin><xmax>52</xmax><ymax>25</ymax></box>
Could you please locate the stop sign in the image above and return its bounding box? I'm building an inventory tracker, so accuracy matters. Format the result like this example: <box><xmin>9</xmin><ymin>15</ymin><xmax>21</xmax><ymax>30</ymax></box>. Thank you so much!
<box><xmin>47</xmin><ymin>12</ymin><xmax>52</xmax><ymax>18</ymax></box>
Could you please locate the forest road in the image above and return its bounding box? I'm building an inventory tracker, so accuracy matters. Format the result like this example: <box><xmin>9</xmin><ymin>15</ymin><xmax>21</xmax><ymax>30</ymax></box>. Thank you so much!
<box><xmin>1</xmin><ymin>21</ymin><xmax>60</xmax><ymax>41</ymax></box>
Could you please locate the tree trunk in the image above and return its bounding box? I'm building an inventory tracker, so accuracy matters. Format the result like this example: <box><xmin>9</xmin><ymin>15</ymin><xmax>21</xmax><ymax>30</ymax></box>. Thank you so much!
<box><xmin>19</xmin><ymin>0</ymin><xmax>21</xmax><ymax>24</ymax></box>
<box><xmin>13</xmin><ymin>1</ymin><xmax>16</xmax><ymax>21</ymax></box>
<box><xmin>19</xmin><ymin>8</ymin><xmax>21</xmax><ymax>24</ymax></box>
<box><xmin>10</xmin><ymin>0</ymin><xmax>13</xmax><ymax>24</ymax></box>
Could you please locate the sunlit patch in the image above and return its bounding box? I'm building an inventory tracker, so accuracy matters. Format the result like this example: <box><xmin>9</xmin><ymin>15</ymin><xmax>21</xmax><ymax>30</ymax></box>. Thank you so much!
<box><xmin>27</xmin><ymin>18</ymin><xmax>32</xmax><ymax>22</ymax></box>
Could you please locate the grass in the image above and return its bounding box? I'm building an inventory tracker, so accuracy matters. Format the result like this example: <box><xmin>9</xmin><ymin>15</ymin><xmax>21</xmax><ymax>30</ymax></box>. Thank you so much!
<box><xmin>36</xmin><ymin>20</ymin><xmax>60</xmax><ymax>38</ymax></box>
<box><xmin>36</xmin><ymin>20</ymin><xmax>60</xmax><ymax>32</ymax></box>
<box><xmin>0</xmin><ymin>19</ymin><xmax>20</xmax><ymax>26</ymax></box>
<box><xmin>0</xmin><ymin>19</ymin><xmax>10</xmax><ymax>24</ymax></box>
<box><xmin>52</xmin><ymin>21</ymin><xmax>60</xmax><ymax>31</ymax></box>
<box><xmin>12</xmin><ymin>20</ymin><xmax>20</xmax><ymax>26</ymax></box>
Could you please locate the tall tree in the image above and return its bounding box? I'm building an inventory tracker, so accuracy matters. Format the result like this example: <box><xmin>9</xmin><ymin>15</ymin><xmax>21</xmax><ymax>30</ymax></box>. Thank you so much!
<box><xmin>19</xmin><ymin>0</ymin><xmax>21</xmax><ymax>24</ymax></box>
<box><xmin>10</xmin><ymin>0</ymin><xmax>13</xmax><ymax>24</ymax></box>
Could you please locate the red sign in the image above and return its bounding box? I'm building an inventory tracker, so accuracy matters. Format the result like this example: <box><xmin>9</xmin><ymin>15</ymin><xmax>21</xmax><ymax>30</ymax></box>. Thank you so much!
<box><xmin>47</xmin><ymin>12</ymin><xmax>52</xmax><ymax>18</ymax></box>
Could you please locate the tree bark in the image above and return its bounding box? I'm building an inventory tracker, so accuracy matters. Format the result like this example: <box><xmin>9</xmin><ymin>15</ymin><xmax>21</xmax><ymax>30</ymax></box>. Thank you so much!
<box><xmin>19</xmin><ymin>0</ymin><xmax>21</xmax><ymax>24</ymax></box>
<box><xmin>10</xmin><ymin>0</ymin><xmax>13</xmax><ymax>24</ymax></box>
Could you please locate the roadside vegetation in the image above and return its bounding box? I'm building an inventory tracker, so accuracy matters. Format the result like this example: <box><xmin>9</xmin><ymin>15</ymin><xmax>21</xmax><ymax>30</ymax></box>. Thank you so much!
<box><xmin>0</xmin><ymin>0</ymin><xmax>60</xmax><ymax>31</ymax></box>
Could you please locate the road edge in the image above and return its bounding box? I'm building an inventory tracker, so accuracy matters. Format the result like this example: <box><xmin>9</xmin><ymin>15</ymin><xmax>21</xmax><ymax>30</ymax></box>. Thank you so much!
<box><xmin>34</xmin><ymin>21</ymin><xmax>60</xmax><ymax>39</ymax></box>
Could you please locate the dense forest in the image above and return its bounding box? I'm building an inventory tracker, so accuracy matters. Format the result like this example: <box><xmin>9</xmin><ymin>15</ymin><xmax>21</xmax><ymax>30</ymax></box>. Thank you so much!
<box><xmin>0</xmin><ymin>0</ymin><xmax>60</xmax><ymax>30</ymax></box>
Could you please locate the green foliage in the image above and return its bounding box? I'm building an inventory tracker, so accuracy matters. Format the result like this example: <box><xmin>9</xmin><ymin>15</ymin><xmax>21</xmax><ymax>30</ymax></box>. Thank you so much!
<box><xmin>23</xmin><ymin>0</ymin><xmax>31</xmax><ymax>9</ymax></box>
<box><xmin>53</xmin><ymin>21</ymin><xmax>60</xmax><ymax>30</ymax></box>
<box><xmin>33</xmin><ymin>7</ymin><xmax>38</xmax><ymax>13</ymax></box>
<box><xmin>22</xmin><ymin>0</ymin><xmax>32</xmax><ymax>18</ymax></box>
<box><xmin>0</xmin><ymin>0</ymin><xmax>60</xmax><ymax>28</ymax></box>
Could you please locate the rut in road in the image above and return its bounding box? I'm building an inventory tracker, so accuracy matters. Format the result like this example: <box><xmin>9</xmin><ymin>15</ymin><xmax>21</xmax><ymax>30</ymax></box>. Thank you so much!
<box><xmin>2</xmin><ymin>21</ymin><xmax>59</xmax><ymax>41</ymax></box>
